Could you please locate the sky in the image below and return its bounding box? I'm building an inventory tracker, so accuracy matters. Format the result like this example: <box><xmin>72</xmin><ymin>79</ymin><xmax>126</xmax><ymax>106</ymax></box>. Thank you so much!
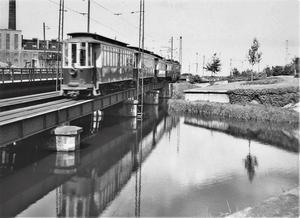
<box><xmin>0</xmin><ymin>0</ymin><xmax>299</xmax><ymax>76</ymax></box>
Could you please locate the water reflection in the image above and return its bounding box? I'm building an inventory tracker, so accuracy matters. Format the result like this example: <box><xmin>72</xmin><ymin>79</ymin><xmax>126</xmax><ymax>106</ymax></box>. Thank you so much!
<box><xmin>0</xmin><ymin>102</ymin><xmax>179</xmax><ymax>217</ymax></box>
<box><xmin>243</xmin><ymin>140</ymin><xmax>258</xmax><ymax>182</ymax></box>
<box><xmin>184</xmin><ymin>115</ymin><xmax>299</xmax><ymax>153</ymax></box>
<box><xmin>0</xmin><ymin>105</ymin><xmax>298</xmax><ymax>217</ymax></box>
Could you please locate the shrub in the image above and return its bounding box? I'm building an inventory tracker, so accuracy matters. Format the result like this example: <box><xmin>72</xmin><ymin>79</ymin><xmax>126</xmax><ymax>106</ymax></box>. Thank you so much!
<box><xmin>228</xmin><ymin>87</ymin><xmax>299</xmax><ymax>106</ymax></box>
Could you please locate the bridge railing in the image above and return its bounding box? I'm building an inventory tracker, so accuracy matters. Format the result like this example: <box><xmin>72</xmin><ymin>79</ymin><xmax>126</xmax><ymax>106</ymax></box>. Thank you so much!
<box><xmin>0</xmin><ymin>68</ymin><xmax>60</xmax><ymax>83</ymax></box>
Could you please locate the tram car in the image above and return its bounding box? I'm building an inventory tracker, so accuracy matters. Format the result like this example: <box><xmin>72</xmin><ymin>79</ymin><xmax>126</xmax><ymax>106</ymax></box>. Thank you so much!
<box><xmin>166</xmin><ymin>59</ymin><xmax>181</xmax><ymax>82</ymax></box>
<box><xmin>61</xmin><ymin>32</ymin><xmax>137</xmax><ymax>97</ymax></box>
<box><xmin>60</xmin><ymin>32</ymin><xmax>181</xmax><ymax>97</ymax></box>
<box><xmin>154</xmin><ymin>54</ymin><xmax>167</xmax><ymax>82</ymax></box>
<box><xmin>128</xmin><ymin>46</ymin><xmax>157</xmax><ymax>83</ymax></box>
<box><xmin>154</xmin><ymin>56</ymin><xmax>181</xmax><ymax>82</ymax></box>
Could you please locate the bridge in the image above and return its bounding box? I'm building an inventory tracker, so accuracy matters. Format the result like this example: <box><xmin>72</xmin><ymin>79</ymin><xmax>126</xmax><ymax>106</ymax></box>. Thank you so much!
<box><xmin>0</xmin><ymin>105</ymin><xmax>179</xmax><ymax>217</ymax></box>
<box><xmin>0</xmin><ymin>68</ymin><xmax>59</xmax><ymax>98</ymax></box>
<box><xmin>0</xmin><ymin>80</ymin><xmax>171</xmax><ymax>147</ymax></box>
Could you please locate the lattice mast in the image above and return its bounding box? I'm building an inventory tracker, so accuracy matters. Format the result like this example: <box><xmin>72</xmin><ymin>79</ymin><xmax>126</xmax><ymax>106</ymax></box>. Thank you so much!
<box><xmin>56</xmin><ymin>0</ymin><xmax>64</xmax><ymax>91</ymax></box>
<box><xmin>137</xmin><ymin>0</ymin><xmax>145</xmax><ymax>119</ymax></box>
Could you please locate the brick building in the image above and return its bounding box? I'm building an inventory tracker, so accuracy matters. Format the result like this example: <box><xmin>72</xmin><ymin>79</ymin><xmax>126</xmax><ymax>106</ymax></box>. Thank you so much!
<box><xmin>0</xmin><ymin>0</ymin><xmax>61</xmax><ymax>68</ymax></box>
<box><xmin>0</xmin><ymin>29</ymin><xmax>61</xmax><ymax>68</ymax></box>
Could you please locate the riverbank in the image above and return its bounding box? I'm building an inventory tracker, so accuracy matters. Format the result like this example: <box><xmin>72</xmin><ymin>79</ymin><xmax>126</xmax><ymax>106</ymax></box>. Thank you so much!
<box><xmin>169</xmin><ymin>76</ymin><xmax>299</xmax><ymax>123</ymax></box>
<box><xmin>227</xmin><ymin>187</ymin><xmax>299</xmax><ymax>217</ymax></box>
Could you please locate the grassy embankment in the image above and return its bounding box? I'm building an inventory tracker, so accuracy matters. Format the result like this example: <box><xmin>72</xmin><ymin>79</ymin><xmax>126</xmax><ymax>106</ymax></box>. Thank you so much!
<box><xmin>168</xmin><ymin>77</ymin><xmax>299</xmax><ymax>123</ymax></box>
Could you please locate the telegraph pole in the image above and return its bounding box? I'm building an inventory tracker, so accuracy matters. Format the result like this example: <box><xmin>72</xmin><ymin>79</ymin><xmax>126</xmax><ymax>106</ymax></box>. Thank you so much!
<box><xmin>202</xmin><ymin>55</ymin><xmax>205</xmax><ymax>76</ymax></box>
<box><xmin>179</xmin><ymin>36</ymin><xmax>182</xmax><ymax>74</ymax></box>
<box><xmin>43</xmin><ymin>22</ymin><xmax>46</xmax><ymax>68</ymax></box>
<box><xmin>170</xmin><ymin>37</ymin><xmax>173</xmax><ymax>60</ymax></box>
<box><xmin>87</xmin><ymin>0</ymin><xmax>90</xmax><ymax>32</ymax></box>
<box><xmin>285</xmin><ymin>40</ymin><xmax>289</xmax><ymax>65</ymax></box>
<box><xmin>56</xmin><ymin>0</ymin><xmax>64</xmax><ymax>91</ymax></box>
<box><xmin>137</xmin><ymin>0</ymin><xmax>145</xmax><ymax>119</ymax></box>
<box><xmin>196</xmin><ymin>53</ymin><xmax>198</xmax><ymax>75</ymax></box>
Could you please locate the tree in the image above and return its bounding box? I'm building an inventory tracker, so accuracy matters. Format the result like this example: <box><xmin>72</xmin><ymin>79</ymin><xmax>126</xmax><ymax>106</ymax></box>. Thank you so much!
<box><xmin>231</xmin><ymin>67</ymin><xmax>240</xmax><ymax>77</ymax></box>
<box><xmin>205</xmin><ymin>54</ymin><xmax>221</xmax><ymax>77</ymax></box>
<box><xmin>291</xmin><ymin>56</ymin><xmax>299</xmax><ymax>77</ymax></box>
<box><xmin>247</xmin><ymin>37</ymin><xmax>262</xmax><ymax>81</ymax></box>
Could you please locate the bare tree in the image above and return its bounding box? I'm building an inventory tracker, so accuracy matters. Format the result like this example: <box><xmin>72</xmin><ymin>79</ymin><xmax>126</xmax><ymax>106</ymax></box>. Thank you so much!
<box><xmin>247</xmin><ymin>37</ymin><xmax>262</xmax><ymax>81</ymax></box>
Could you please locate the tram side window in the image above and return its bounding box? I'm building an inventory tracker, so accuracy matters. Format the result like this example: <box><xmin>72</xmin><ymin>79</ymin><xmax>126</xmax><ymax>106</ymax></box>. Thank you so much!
<box><xmin>64</xmin><ymin>42</ymin><xmax>68</xmax><ymax>66</ymax></box>
<box><xmin>71</xmin><ymin>44</ymin><xmax>77</xmax><ymax>64</ymax></box>
<box><xmin>80</xmin><ymin>42</ymin><xmax>86</xmax><ymax>66</ymax></box>
<box><xmin>88</xmin><ymin>44</ymin><xmax>92</xmax><ymax>66</ymax></box>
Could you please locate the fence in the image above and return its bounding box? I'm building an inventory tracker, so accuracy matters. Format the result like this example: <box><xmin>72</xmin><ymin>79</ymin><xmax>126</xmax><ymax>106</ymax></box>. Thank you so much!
<box><xmin>0</xmin><ymin>68</ymin><xmax>61</xmax><ymax>83</ymax></box>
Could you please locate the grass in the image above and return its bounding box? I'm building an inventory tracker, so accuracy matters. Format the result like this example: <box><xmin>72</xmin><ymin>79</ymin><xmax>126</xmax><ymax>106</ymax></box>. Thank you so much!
<box><xmin>169</xmin><ymin>76</ymin><xmax>299</xmax><ymax>123</ymax></box>
<box><xmin>190</xmin><ymin>76</ymin><xmax>299</xmax><ymax>91</ymax></box>
<box><xmin>168</xmin><ymin>98</ymin><xmax>299</xmax><ymax>124</ymax></box>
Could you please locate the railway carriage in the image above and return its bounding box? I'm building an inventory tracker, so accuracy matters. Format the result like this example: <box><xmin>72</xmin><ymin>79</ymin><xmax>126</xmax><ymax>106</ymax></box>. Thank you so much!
<box><xmin>166</xmin><ymin>59</ymin><xmax>181</xmax><ymax>82</ymax></box>
<box><xmin>61</xmin><ymin>32</ymin><xmax>135</xmax><ymax>97</ymax></box>
<box><xmin>128</xmin><ymin>46</ymin><xmax>157</xmax><ymax>83</ymax></box>
<box><xmin>60</xmin><ymin>32</ymin><xmax>181</xmax><ymax>97</ymax></box>
<box><xmin>154</xmin><ymin>54</ymin><xmax>167</xmax><ymax>82</ymax></box>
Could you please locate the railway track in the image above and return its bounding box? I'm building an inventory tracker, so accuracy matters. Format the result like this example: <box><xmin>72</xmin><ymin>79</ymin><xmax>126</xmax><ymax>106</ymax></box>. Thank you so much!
<box><xmin>0</xmin><ymin>97</ymin><xmax>92</xmax><ymax>126</ymax></box>
<box><xmin>0</xmin><ymin>91</ymin><xmax>63</xmax><ymax>112</ymax></box>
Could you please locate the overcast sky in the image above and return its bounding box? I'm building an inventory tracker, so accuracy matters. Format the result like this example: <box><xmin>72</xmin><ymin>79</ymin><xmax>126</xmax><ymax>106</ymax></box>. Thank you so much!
<box><xmin>0</xmin><ymin>0</ymin><xmax>299</xmax><ymax>75</ymax></box>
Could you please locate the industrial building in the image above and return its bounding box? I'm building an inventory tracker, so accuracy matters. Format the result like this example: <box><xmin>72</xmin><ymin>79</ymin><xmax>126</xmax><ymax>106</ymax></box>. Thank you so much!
<box><xmin>0</xmin><ymin>0</ymin><xmax>61</xmax><ymax>68</ymax></box>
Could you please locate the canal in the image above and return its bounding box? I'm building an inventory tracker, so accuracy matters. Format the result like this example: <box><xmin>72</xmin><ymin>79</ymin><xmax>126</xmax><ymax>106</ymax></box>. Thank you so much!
<box><xmin>0</xmin><ymin>101</ymin><xmax>299</xmax><ymax>217</ymax></box>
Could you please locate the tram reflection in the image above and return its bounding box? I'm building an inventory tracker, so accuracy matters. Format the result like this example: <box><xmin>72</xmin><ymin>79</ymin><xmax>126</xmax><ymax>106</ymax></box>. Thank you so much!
<box><xmin>0</xmin><ymin>103</ymin><xmax>180</xmax><ymax>217</ymax></box>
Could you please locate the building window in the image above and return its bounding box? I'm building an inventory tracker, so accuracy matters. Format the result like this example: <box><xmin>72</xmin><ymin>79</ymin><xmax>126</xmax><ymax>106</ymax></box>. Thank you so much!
<box><xmin>14</xmin><ymin>34</ymin><xmax>18</xmax><ymax>50</ymax></box>
<box><xmin>6</xmin><ymin>33</ymin><xmax>10</xmax><ymax>50</ymax></box>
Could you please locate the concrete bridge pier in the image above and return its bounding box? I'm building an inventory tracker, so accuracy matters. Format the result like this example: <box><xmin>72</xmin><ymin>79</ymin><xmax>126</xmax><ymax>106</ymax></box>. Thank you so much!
<box><xmin>47</xmin><ymin>125</ymin><xmax>83</xmax><ymax>152</ymax></box>
<box><xmin>104</xmin><ymin>100</ymin><xmax>139</xmax><ymax>117</ymax></box>
<box><xmin>159</xmin><ymin>83</ymin><xmax>173</xmax><ymax>98</ymax></box>
<box><xmin>144</xmin><ymin>90</ymin><xmax>160</xmax><ymax>105</ymax></box>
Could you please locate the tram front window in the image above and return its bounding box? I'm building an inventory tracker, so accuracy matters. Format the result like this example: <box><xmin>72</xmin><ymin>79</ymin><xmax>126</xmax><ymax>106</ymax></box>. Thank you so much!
<box><xmin>71</xmin><ymin>44</ymin><xmax>77</xmax><ymax>64</ymax></box>
<box><xmin>80</xmin><ymin>42</ymin><xmax>86</xmax><ymax>66</ymax></box>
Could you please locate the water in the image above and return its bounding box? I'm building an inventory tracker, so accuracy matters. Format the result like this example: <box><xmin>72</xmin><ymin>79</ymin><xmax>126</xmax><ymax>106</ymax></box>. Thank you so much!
<box><xmin>0</xmin><ymin>102</ymin><xmax>298</xmax><ymax>217</ymax></box>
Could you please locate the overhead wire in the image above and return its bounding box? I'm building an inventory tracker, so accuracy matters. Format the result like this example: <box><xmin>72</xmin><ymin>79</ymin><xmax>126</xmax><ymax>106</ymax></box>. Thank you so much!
<box><xmin>48</xmin><ymin>0</ymin><xmax>130</xmax><ymax>40</ymax></box>
<box><xmin>48</xmin><ymin>0</ymin><xmax>169</xmax><ymax>53</ymax></box>
<box><xmin>90</xmin><ymin>0</ymin><xmax>164</xmax><ymax>48</ymax></box>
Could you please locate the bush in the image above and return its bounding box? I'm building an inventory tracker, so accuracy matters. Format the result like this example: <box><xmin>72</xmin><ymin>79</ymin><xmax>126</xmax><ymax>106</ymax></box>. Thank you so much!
<box><xmin>263</xmin><ymin>65</ymin><xmax>295</xmax><ymax>76</ymax></box>
<box><xmin>228</xmin><ymin>87</ymin><xmax>299</xmax><ymax>106</ymax></box>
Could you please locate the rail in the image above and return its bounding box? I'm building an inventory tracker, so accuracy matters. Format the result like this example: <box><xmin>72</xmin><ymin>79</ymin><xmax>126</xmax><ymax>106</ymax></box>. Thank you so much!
<box><xmin>0</xmin><ymin>68</ymin><xmax>60</xmax><ymax>83</ymax></box>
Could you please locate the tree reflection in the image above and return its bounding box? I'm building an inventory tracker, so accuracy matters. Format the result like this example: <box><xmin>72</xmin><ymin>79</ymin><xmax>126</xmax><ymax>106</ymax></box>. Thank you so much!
<box><xmin>243</xmin><ymin>140</ymin><xmax>258</xmax><ymax>182</ymax></box>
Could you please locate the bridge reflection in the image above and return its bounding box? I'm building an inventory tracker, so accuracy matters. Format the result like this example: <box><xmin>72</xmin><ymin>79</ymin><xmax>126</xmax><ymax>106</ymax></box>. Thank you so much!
<box><xmin>0</xmin><ymin>103</ymin><xmax>179</xmax><ymax>217</ymax></box>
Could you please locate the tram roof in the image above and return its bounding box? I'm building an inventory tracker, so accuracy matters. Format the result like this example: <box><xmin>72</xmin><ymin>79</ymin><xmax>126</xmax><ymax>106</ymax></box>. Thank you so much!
<box><xmin>66</xmin><ymin>32</ymin><xmax>128</xmax><ymax>47</ymax></box>
<box><xmin>127</xmin><ymin>46</ymin><xmax>154</xmax><ymax>55</ymax></box>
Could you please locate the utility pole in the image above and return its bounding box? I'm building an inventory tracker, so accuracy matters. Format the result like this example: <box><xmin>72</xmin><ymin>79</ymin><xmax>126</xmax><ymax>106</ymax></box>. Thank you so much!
<box><xmin>179</xmin><ymin>36</ymin><xmax>182</xmax><ymax>74</ymax></box>
<box><xmin>170</xmin><ymin>37</ymin><xmax>173</xmax><ymax>60</ymax></box>
<box><xmin>87</xmin><ymin>0</ymin><xmax>90</xmax><ymax>32</ymax></box>
<box><xmin>196</xmin><ymin>53</ymin><xmax>198</xmax><ymax>75</ymax></box>
<box><xmin>230</xmin><ymin>58</ymin><xmax>232</xmax><ymax>76</ymax></box>
<box><xmin>285</xmin><ymin>40</ymin><xmax>288</xmax><ymax>64</ymax></box>
<box><xmin>43</xmin><ymin>22</ymin><xmax>46</xmax><ymax>68</ymax></box>
<box><xmin>202</xmin><ymin>55</ymin><xmax>205</xmax><ymax>77</ymax></box>
<box><xmin>137</xmin><ymin>0</ymin><xmax>145</xmax><ymax>120</ymax></box>
<box><xmin>57</xmin><ymin>0</ymin><xmax>65</xmax><ymax>91</ymax></box>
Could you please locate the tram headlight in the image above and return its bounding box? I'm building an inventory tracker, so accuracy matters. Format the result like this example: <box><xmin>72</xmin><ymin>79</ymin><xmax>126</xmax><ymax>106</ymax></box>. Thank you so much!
<box><xmin>70</xmin><ymin>68</ymin><xmax>77</xmax><ymax>77</ymax></box>
<box><xmin>79</xmin><ymin>78</ymin><xmax>85</xmax><ymax>85</ymax></box>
